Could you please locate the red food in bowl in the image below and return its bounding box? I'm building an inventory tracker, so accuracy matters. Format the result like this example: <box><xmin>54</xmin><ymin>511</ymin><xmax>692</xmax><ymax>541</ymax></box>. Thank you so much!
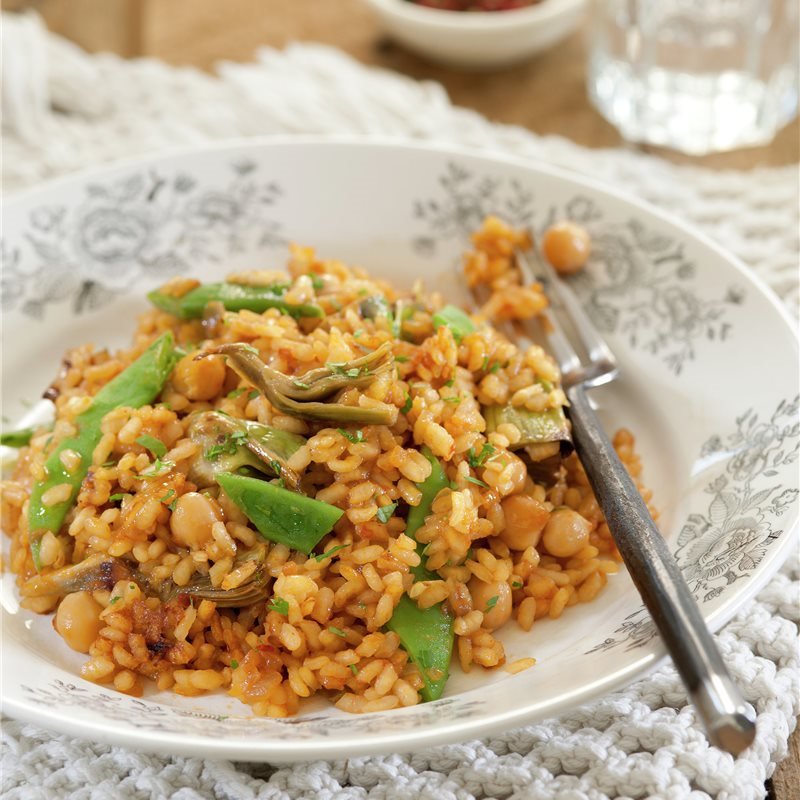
<box><xmin>408</xmin><ymin>0</ymin><xmax>541</xmax><ymax>10</ymax></box>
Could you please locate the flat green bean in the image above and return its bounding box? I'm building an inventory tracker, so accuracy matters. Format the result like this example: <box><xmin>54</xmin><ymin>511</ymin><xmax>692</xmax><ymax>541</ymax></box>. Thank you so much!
<box><xmin>386</xmin><ymin>447</ymin><xmax>454</xmax><ymax>702</ymax></box>
<box><xmin>148</xmin><ymin>282</ymin><xmax>323</xmax><ymax>320</ymax></box>
<box><xmin>28</xmin><ymin>332</ymin><xmax>176</xmax><ymax>569</ymax></box>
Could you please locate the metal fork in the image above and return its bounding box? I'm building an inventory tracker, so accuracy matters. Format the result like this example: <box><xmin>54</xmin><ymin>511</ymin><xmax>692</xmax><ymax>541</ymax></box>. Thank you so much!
<box><xmin>479</xmin><ymin>249</ymin><xmax>757</xmax><ymax>756</ymax></box>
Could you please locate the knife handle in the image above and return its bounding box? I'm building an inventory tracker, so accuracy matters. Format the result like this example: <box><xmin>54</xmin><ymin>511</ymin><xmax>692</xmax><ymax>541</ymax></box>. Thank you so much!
<box><xmin>566</xmin><ymin>382</ymin><xmax>756</xmax><ymax>755</ymax></box>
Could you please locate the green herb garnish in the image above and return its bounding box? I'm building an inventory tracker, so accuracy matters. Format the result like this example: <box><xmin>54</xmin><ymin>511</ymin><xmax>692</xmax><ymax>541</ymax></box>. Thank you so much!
<box><xmin>401</xmin><ymin>393</ymin><xmax>413</xmax><ymax>414</ymax></box>
<box><xmin>432</xmin><ymin>305</ymin><xmax>476</xmax><ymax>343</ymax></box>
<box><xmin>465</xmin><ymin>476</ymin><xmax>488</xmax><ymax>488</ymax></box>
<box><xmin>467</xmin><ymin>442</ymin><xmax>495</xmax><ymax>468</ymax></box>
<box><xmin>267</xmin><ymin>597</ymin><xmax>289</xmax><ymax>616</ymax></box>
<box><xmin>135</xmin><ymin>434</ymin><xmax>167</xmax><ymax>459</ymax></box>
<box><xmin>485</xmin><ymin>595</ymin><xmax>499</xmax><ymax>611</ymax></box>
<box><xmin>230</xmin><ymin>659</ymin><xmax>239</xmax><ymax>669</ymax></box>
<box><xmin>337</xmin><ymin>428</ymin><xmax>365</xmax><ymax>444</ymax></box>
<box><xmin>328</xmin><ymin>626</ymin><xmax>347</xmax><ymax>638</ymax></box>
<box><xmin>314</xmin><ymin>543</ymin><xmax>350</xmax><ymax>562</ymax></box>
<box><xmin>376</xmin><ymin>502</ymin><xmax>398</xmax><ymax>524</ymax></box>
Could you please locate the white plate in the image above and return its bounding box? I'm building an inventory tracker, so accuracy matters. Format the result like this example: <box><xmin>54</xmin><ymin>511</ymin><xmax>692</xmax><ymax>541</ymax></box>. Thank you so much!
<box><xmin>2</xmin><ymin>139</ymin><xmax>797</xmax><ymax>761</ymax></box>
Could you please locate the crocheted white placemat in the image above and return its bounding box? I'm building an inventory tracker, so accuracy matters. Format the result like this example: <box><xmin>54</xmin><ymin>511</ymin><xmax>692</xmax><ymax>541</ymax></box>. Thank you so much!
<box><xmin>2</xmin><ymin>12</ymin><xmax>798</xmax><ymax>800</ymax></box>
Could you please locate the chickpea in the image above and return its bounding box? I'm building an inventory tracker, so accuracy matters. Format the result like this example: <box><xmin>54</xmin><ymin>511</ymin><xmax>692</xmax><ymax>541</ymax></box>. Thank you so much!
<box><xmin>499</xmin><ymin>494</ymin><xmax>550</xmax><ymax>551</ymax></box>
<box><xmin>170</xmin><ymin>491</ymin><xmax>222</xmax><ymax>549</ymax></box>
<box><xmin>541</xmin><ymin>507</ymin><xmax>592</xmax><ymax>558</ymax></box>
<box><xmin>172</xmin><ymin>353</ymin><xmax>226</xmax><ymax>401</ymax></box>
<box><xmin>542</xmin><ymin>221</ymin><xmax>591</xmax><ymax>275</ymax></box>
<box><xmin>55</xmin><ymin>591</ymin><xmax>104</xmax><ymax>653</ymax></box>
<box><xmin>468</xmin><ymin>578</ymin><xmax>512</xmax><ymax>631</ymax></box>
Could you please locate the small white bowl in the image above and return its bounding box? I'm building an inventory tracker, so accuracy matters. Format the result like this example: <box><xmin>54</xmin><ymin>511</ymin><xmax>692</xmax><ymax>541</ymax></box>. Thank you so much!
<box><xmin>364</xmin><ymin>0</ymin><xmax>586</xmax><ymax>69</ymax></box>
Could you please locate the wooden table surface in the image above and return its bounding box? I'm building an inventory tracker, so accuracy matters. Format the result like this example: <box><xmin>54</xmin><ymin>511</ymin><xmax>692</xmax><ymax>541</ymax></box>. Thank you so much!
<box><xmin>9</xmin><ymin>0</ymin><xmax>800</xmax><ymax>794</ymax></box>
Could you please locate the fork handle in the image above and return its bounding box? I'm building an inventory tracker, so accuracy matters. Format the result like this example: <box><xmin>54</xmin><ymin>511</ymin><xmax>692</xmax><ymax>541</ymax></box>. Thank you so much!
<box><xmin>566</xmin><ymin>382</ymin><xmax>757</xmax><ymax>756</ymax></box>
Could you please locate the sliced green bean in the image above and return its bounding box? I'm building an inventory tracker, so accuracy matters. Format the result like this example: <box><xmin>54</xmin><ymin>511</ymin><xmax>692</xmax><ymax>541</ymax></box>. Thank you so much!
<box><xmin>1</xmin><ymin>426</ymin><xmax>37</xmax><ymax>448</ymax></box>
<box><xmin>216</xmin><ymin>471</ymin><xmax>343</xmax><ymax>555</ymax></box>
<box><xmin>386</xmin><ymin>447</ymin><xmax>454</xmax><ymax>702</ymax></box>
<box><xmin>28</xmin><ymin>332</ymin><xmax>176</xmax><ymax>569</ymax></box>
<box><xmin>432</xmin><ymin>304</ymin><xmax>476</xmax><ymax>343</ymax></box>
<box><xmin>148</xmin><ymin>282</ymin><xmax>323</xmax><ymax>320</ymax></box>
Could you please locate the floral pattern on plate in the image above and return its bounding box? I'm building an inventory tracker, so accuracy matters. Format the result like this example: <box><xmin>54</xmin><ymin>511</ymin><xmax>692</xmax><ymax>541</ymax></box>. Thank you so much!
<box><xmin>3</xmin><ymin>161</ymin><xmax>284</xmax><ymax>319</ymax></box>
<box><xmin>411</xmin><ymin>163</ymin><xmax>744</xmax><ymax>375</ymax></box>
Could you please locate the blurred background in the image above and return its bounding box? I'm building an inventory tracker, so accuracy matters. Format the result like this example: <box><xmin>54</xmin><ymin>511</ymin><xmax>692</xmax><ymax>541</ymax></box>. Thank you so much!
<box><xmin>3</xmin><ymin>0</ymin><xmax>798</xmax><ymax>169</ymax></box>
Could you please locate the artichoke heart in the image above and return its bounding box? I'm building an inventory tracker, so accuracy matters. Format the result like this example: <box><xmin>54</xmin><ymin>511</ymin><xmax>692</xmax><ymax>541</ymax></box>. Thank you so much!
<box><xmin>201</xmin><ymin>342</ymin><xmax>397</xmax><ymax>425</ymax></box>
<box><xmin>484</xmin><ymin>404</ymin><xmax>573</xmax><ymax>461</ymax></box>
<box><xmin>187</xmin><ymin>411</ymin><xmax>305</xmax><ymax>490</ymax></box>
<box><xmin>21</xmin><ymin>546</ymin><xmax>270</xmax><ymax>608</ymax></box>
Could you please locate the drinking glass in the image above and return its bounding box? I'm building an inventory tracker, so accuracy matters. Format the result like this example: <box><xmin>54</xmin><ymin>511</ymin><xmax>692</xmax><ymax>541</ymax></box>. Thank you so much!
<box><xmin>587</xmin><ymin>0</ymin><xmax>799</xmax><ymax>155</ymax></box>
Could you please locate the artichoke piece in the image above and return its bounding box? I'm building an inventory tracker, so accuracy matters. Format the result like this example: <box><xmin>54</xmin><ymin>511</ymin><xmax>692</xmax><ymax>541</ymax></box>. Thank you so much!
<box><xmin>484</xmin><ymin>404</ymin><xmax>573</xmax><ymax>460</ymax></box>
<box><xmin>201</xmin><ymin>343</ymin><xmax>397</xmax><ymax>425</ymax></box>
<box><xmin>359</xmin><ymin>294</ymin><xmax>393</xmax><ymax>322</ymax></box>
<box><xmin>187</xmin><ymin>411</ymin><xmax>304</xmax><ymax>490</ymax></box>
<box><xmin>22</xmin><ymin>547</ymin><xmax>270</xmax><ymax>608</ymax></box>
<box><xmin>159</xmin><ymin>545</ymin><xmax>270</xmax><ymax>607</ymax></box>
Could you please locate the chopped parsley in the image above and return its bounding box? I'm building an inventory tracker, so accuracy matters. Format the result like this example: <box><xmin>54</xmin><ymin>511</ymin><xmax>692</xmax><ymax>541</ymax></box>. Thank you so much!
<box><xmin>314</xmin><ymin>543</ymin><xmax>350</xmax><ymax>562</ymax></box>
<box><xmin>394</xmin><ymin>355</ymin><xmax>409</xmax><ymax>363</ymax></box>
<box><xmin>445</xmin><ymin>378</ymin><xmax>455</xmax><ymax>387</ymax></box>
<box><xmin>443</xmin><ymin>396</ymin><xmax>461</xmax><ymax>404</ymax></box>
<box><xmin>230</xmin><ymin>659</ymin><xmax>239</xmax><ymax>669</ymax></box>
<box><xmin>267</xmin><ymin>597</ymin><xmax>289</xmax><ymax>616</ymax></box>
<box><xmin>467</xmin><ymin>442</ymin><xmax>495</xmax><ymax>468</ymax></box>
<box><xmin>136</xmin><ymin>434</ymin><xmax>167</xmax><ymax>459</ymax></box>
<box><xmin>227</xmin><ymin>387</ymin><xmax>247</xmax><ymax>399</ymax></box>
<box><xmin>159</xmin><ymin>489</ymin><xmax>176</xmax><ymax>507</ymax></box>
<box><xmin>538</xmin><ymin>378</ymin><xmax>554</xmax><ymax>392</ymax></box>
<box><xmin>108</xmin><ymin>493</ymin><xmax>126</xmax><ymax>503</ymax></box>
<box><xmin>328</xmin><ymin>626</ymin><xmax>347</xmax><ymax>638</ymax></box>
<box><xmin>337</xmin><ymin>428</ymin><xmax>364</xmax><ymax>444</ymax></box>
<box><xmin>511</xmin><ymin>580</ymin><xmax>523</xmax><ymax>589</ymax></box>
<box><xmin>353</xmin><ymin>329</ymin><xmax>364</xmax><ymax>339</ymax></box>
<box><xmin>269</xmin><ymin>459</ymin><xmax>282</xmax><ymax>475</ymax></box>
<box><xmin>109</xmin><ymin>596</ymin><xmax>121</xmax><ymax>605</ymax></box>
<box><xmin>293</xmin><ymin>379</ymin><xmax>311</xmax><ymax>389</ymax></box>
<box><xmin>310</xmin><ymin>273</ymin><xmax>325</xmax><ymax>290</ymax></box>
<box><xmin>376</xmin><ymin>502</ymin><xmax>398</xmax><ymax>524</ymax></box>
<box><xmin>485</xmin><ymin>595</ymin><xmax>499</xmax><ymax>612</ymax></box>
<box><xmin>205</xmin><ymin>430</ymin><xmax>248</xmax><ymax>461</ymax></box>
<box><xmin>401</xmin><ymin>393</ymin><xmax>413</xmax><ymax>414</ymax></box>
<box><xmin>348</xmin><ymin>664</ymin><xmax>358</xmax><ymax>676</ymax></box>
<box><xmin>489</xmin><ymin>362</ymin><xmax>502</xmax><ymax>374</ymax></box>
<box><xmin>465</xmin><ymin>476</ymin><xmax>488</xmax><ymax>488</ymax></box>
<box><xmin>138</xmin><ymin>458</ymin><xmax>175</xmax><ymax>478</ymax></box>
<box><xmin>327</xmin><ymin>363</ymin><xmax>367</xmax><ymax>379</ymax></box>
<box><xmin>248</xmin><ymin>390</ymin><xmax>260</xmax><ymax>400</ymax></box>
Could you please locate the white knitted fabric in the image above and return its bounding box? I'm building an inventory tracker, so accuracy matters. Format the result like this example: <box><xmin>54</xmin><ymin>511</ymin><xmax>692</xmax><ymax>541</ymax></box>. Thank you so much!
<box><xmin>2</xmin><ymin>12</ymin><xmax>799</xmax><ymax>800</ymax></box>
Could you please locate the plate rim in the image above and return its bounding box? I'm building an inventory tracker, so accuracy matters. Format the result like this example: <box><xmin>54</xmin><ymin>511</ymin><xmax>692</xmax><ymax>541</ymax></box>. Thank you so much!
<box><xmin>3</xmin><ymin>136</ymin><xmax>798</xmax><ymax>760</ymax></box>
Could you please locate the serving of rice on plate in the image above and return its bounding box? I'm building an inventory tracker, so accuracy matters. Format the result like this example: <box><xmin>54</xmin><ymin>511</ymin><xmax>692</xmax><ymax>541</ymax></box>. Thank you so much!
<box><xmin>1</xmin><ymin>216</ymin><xmax>655</xmax><ymax>718</ymax></box>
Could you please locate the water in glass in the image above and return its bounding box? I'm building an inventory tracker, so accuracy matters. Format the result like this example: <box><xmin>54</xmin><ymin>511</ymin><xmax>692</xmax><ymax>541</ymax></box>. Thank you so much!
<box><xmin>587</xmin><ymin>0</ymin><xmax>799</xmax><ymax>155</ymax></box>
